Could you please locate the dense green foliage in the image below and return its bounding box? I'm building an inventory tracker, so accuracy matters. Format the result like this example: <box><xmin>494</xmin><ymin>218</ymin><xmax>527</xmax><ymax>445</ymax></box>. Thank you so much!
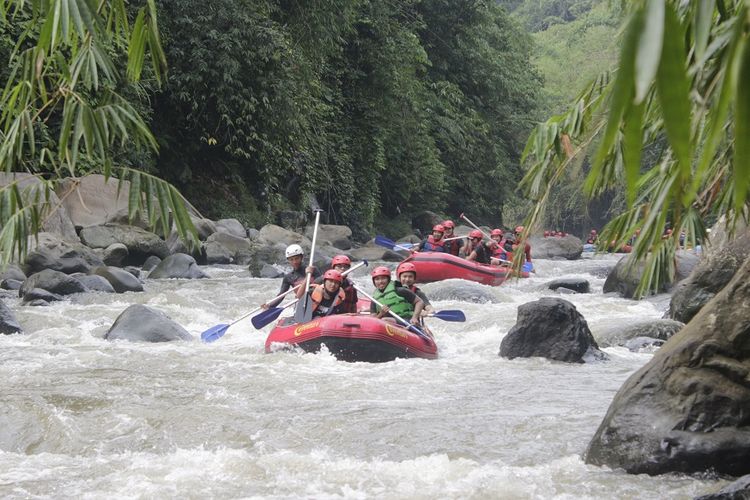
<box><xmin>520</xmin><ymin>0</ymin><xmax>750</xmax><ymax>297</ymax></box>
<box><xmin>149</xmin><ymin>0</ymin><xmax>541</xmax><ymax>235</ymax></box>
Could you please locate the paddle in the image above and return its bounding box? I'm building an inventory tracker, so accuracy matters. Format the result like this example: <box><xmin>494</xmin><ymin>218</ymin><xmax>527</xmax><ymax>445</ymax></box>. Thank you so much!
<box><xmin>200</xmin><ymin>285</ymin><xmax>300</xmax><ymax>342</ymax></box>
<box><xmin>426</xmin><ymin>310</ymin><xmax>466</xmax><ymax>322</ymax></box>
<box><xmin>251</xmin><ymin>260</ymin><xmax>368</xmax><ymax>330</ymax></box>
<box><xmin>294</xmin><ymin>209</ymin><xmax>322</xmax><ymax>324</ymax></box>
<box><xmin>374</xmin><ymin>235</ymin><xmax>416</xmax><ymax>252</ymax></box>
<box><xmin>459</xmin><ymin>212</ymin><xmax>490</xmax><ymax>239</ymax></box>
<box><xmin>353</xmin><ymin>285</ymin><xmax>431</xmax><ymax>341</ymax></box>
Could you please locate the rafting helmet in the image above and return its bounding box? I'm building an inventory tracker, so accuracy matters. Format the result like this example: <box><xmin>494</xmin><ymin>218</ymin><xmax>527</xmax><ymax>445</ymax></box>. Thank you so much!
<box><xmin>469</xmin><ymin>229</ymin><xmax>483</xmax><ymax>240</ymax></box>
<box><xmin>285</xmin><ymin>244</ymin><xmax>304</xmax><ymax>258</ymax></box>
<box><xmin>514</xmin><ymin>226</ymin><xmax>525</xmax><ymax>234</ymax></box>
<box><xmin>442</xmin><ymin>220</ymin><xmax>455</xmax><ymax>229</ymax></box>
<box><xmin>331</xmin><ymin>255</ymin><xmax>351</xmax><ymax>267</ymax></box>
<box><xmin>432</xmin><ymin>224</ymin><xmax>445</xmax><ymax>234</ymax></box>
<box><xmin>371</xmin><ymin>266</ymin><xmax>391</xmax><ymax>281</ymax></box>
<box><xmin>397</xmin><ymin>262</ymin><xmax>417</xmax><ymax>278</ymax></box>
<box><xmin>590</xmin><ymin>229</ymin><xmax>597</xmax><ymax>235</ymax></box>
<box><xmin>490</xmin><ymin>228</ymin><xmax>503</xmax><ymax>237</ymax></box>
<box><xmin>323</xmin><ymin>269</ymin><xmax>343</xmax><ymax>284</ymax></box>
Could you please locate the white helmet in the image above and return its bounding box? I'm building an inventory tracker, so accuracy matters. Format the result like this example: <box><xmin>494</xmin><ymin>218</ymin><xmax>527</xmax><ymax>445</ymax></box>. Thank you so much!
<box><xmin>285</xmin><ymin>244</ymin><xmax>304</xmax><ymax>259</ymax></box>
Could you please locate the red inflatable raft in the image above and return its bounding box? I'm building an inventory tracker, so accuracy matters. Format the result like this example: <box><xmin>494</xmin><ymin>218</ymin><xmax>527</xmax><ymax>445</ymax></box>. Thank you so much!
<box><xmin>264</xmin><ymin>314</ymin><xmax>438</xmax><ymax>362</ymax></box>
<box><xmin>407</xmin><ymin>252</ymin><xmax>528</xmax><ymax>286</ymax></box>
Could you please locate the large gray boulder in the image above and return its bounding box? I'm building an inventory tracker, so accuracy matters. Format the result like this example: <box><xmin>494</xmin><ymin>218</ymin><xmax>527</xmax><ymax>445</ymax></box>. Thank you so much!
<box><xmin>55</xmin><ymin>174</ymin><xmax>130</xmax><ymax>228</ymax></box>
<box><xmin>696</xmin><ymin>474</ymin><xmax>750</xmax><ymax>500</ymax></box>
<box><xmin>258</xmin><ymin>224</ymin><xmax>311</xmax><ymax>247</ymax></box>
<box><xmin>0</xmin><ymin>173</ymin><xmax>78</xmax><ymax>241</ymax></box>
<box><xmin>584</xmin><ymin>254</ymin><xmax>750</xmax><ymax>476</ymax></box>
<box><xmin>0</xmin><ymin>300</ymin><xmax>23</xmax><ymax>334</ymax></box>
<box><xmin>411</xmin><ymin>211</ymin><xmax>443</xmax><ymax>236</ymax></box>
<box><xmin>91</xmin><ymin>266</ymin><xmax>143</xmax><ymax>293</ymax></box>
<box><xmin>547</xmin><ymin>278</ymin><xmax>590</xmax><ymax>294</ymax></box>
<box><xmin>0</xmin><ymin>264</ymin><xmax>26</xmax><ymax>282</ymax></box>
<box><xmin>500</xmin><ymin>297</ymin><xmax>606</xmax><ymax>363</ymax></box>
<box><xmin>304</xmin><ymin>224</ymin><xmax>353</xmax><ymax>250</ymax></box>
<box><xmin>215</xmin><ymin>218</ymin><xmax>248</xmax><ymax>238</ymax></box>
<box><xmin>528</xmin><ymin>235</ymin><xmax>583</xmax><ymax>260</ymax></box>
<box><xmin>104</xmin><ymin>304</ymin><xmax>193</xmax><ymax>342</ymax></box>
<box><xmin>596</xmin><ymin>319</ymin><xmax>684</xmax><ymax>348</ymax></box>
<box><xmin>19</xmin><ymin>269</ymin><xmax>88</xmax><ymax>300</ymax></box>
<box><xmin>670</xmin><ymin>219</ymin><xmax>750</xmax><ymax>323</ymax></box>
<box><xmin>24</xmin><ymin>233</ymin><xmax>104</xmax><ymax>275</ymax></box>
<box><xmin>79</xmin><ymin>224</ymin><xmax>169</xmax><ymax>265</ymax></box>
<box><xmin>349</xmin><ymin>245</ymin><xmax>402</xmax><ymax>262</ymax></box>
<box><xmin>148</xmin><ymin>253</ymin><xmax>208</xmax><ymax>279</ymax></box>
<box><xmin>202</xmin><ymin>232</ymin><xmax>254</xmax><ymax>265</ymax></box>
<box><xmin>603</xmin><ymin>250</ymin><xmax>698</xmax><ymax>298</ymax></box>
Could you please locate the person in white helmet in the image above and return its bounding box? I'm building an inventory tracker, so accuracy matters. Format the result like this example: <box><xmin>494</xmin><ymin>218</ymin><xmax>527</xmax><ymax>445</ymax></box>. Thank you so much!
<box><xmin>262</xmin><ymin>244</ymin><xmax>321</xmax><ymax>309</ymax></box>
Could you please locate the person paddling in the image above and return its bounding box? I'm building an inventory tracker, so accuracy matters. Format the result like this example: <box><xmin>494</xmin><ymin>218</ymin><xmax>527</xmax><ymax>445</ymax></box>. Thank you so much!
<box><xmin>464</xmin><ymin>229</ymin><xmax>493</xmax><ymax>264</ymax></box>
<box><xmin>441</xmin><ymin>220</ymin><xmax>462</xmax><ymax>256</ymax></box>
<box><xmin>369</xmin><ymin>266</ymin><xmax>424</xmax><ymax>326</ymax></box>
<box><xmin>296</xmin><ymin>269</ymin><xmax>346</xmax><ymax>318</ymax></box>
<box><xmin>513</xmin><ymin>226</ymin><xmax>533</xmax><ymax>265</ymax></box>
<box><xmin>313</xmin><ymin>254</ymin><xmax>358</xmax><ymax>313</ymax></box>
<box><xmin>395</xmin><ymin>262</ymin><xmax>433</xmax><ymax>316</ymax></box>
<box><xmin>488</xmin><ymin>228</ymin><xmax>508</xmax><ymax>265</ymax></box>
<box><xmin>416</xmin><ymin>224</ymin><xmax>447</xmax><ymax>252</ymax></box>
<box><xmin>262</xmin><ymin>244</ymin><xmax>321</xmax><ymax>310</ymax></box>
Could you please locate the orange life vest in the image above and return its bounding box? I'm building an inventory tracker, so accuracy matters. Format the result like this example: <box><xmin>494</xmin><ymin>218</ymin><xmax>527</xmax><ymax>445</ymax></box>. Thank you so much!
<box><xmin>310</xmin><ymin>284</ymin><xmax>346</xmax><ymax>316</ymax></box>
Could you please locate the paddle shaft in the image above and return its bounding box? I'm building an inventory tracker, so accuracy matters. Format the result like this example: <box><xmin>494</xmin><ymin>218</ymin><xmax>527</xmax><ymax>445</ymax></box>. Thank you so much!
<box><xmin>459</xmin><ymin>213</ymin><xmax>490</xmax><ymax>239</ymax></box>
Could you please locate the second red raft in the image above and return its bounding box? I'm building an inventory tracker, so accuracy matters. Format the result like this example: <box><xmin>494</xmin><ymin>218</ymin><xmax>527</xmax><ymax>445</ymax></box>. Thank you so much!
<box><xmin>265</xmin><ymin>314</ymin><xmax>438</xmax><ymax>362</ymax></box>
<box><xmin>407</xmin><ymin>252</ymin><xmax>523</xmax><ymax>286</ymax></box>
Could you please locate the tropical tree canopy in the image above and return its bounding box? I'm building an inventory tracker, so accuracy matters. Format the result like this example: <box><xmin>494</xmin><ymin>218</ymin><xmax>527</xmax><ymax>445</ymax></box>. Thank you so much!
<box><xmin>0</xmin><ymin>0</ymin><xmax>203</xmax><ymax>265</ymax></box>
<box><xmin>520</xmin><ymin>0</ymin><xmax>750</xmax><ymax>297</ymax></box>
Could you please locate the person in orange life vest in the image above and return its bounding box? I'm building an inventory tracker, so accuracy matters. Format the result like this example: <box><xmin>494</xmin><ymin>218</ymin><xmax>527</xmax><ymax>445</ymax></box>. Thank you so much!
<box><xmin>512</xmin><ymin>226</ymin><xmax>532</xmax><ymax>263</ymax></box>
<box><xmin>586</xmin><ymin>229</ymin><xmax>598</xmax><ymax>244</ymax></box>
<box><xmin>313</xmin><ymin>255</ymin><xmax>358</xmax><ymax>313</ymax></box>
<box><xmin>416</xmin><ymin>224</ymin><xmax>447</xmax><ymax>252</ymax></box>
<box><xmin>441</xmin><ymin>220</ymin><xmax>462</xmax><ymax>256</ymax></box>
<box><xmin>262</xmin><ymin>244</ymin><xmax>321</xmax><ymax>310</ymax></box>
<box><xmin>369</xmin><ymin>266</ymin><xmax>424</xmax><ymax>326</ymax></box>
<box><xmin>396</xmin><ymin>262</ymin><xmax>433</xmax><ymax>317</ymax></box>
<box><xmin>488</xmin><ymin>228</ymin><xmax>509</xmax><ymax>266</ymax></box>
<box><xmin>465</xmin><ymin>229</ymin><xmax>493</xmax><ymax>264</ymax></box>
<box><xmin>296</xmin><ymin>269</ymin><xmax>346</xmax><ymax>318</ymax></box>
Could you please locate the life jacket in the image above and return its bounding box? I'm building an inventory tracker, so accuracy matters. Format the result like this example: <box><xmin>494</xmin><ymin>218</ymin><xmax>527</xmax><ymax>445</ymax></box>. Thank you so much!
<box><xmin>340</xmin><ymin>279</ymin><xmax>358</xmax><ymax>313</ymax></box>
<box><xmin>310</xmin><ymin>284</ymin><xmax>346</xmax><ymax>316</ymax></box>
<box><xmin>444</xmin><ymin>238</ymin><xmax>461</xmax><ymax>256</ymax></box>
<box><xmin>422</xmin><ymin>235</ymin><xmax>446</xmax><ymax>252</ymax></box>
<box><xmin>490</xmin><ymin>241</ymin><xmax>505</xmax><ymax>258</ymax></box>
<box><xmin>373</xmin><ymin>281</ymin><xmax>414</xmax><ymax>319</ymax></box>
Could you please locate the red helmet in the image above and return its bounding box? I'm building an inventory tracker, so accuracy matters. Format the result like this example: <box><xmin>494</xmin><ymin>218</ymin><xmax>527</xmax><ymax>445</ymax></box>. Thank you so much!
<box><xmin>397</xmin><ymin>262</ymin><xmax>417</xmax><ymax>277</ymax></box>
<box><xmin>442</xmin><ymin>220</ymin><xmax>455</xmax><ymax>229</ymax></box>
<box><xmin>331</xmin><ymin>255</ymin><xmax>351</xmax><ymax>267</ymax></box>
<box><xmin>322</xmin><ymin>269</ymin><xmax>343</xmax><ymax>283</ymax></box>
<box><xmin>515</xmin><ymin>226</ymin><xmax>524</xmax><ymax>234</ymax></box>
<box><xmin>590</xmin><ymin>229</ymin><xmax>597</xmax><ymax>234</ymax></box>
<box><xmin>543</xmin><ymin>230</ymin><xmax>550</xmax><ymax>237</ymax></box>
<box><xmin>432</xmin><ymin>224</ymin><xmax>445</xmax><ymax>233</ymax></box>
<box><xmin>371</xmin><ymin>266</ymin><xmax>391</xmax><ymax>280</ymax></box>
<box><xmin>490</xmin><ymin>228</ymin><xmax>503</xmax><ymax>237</ymax></box>
<box><xmin>469</xmin><ymin>229</ymin><xmax>483</xmax><ymax>239</ymax></box>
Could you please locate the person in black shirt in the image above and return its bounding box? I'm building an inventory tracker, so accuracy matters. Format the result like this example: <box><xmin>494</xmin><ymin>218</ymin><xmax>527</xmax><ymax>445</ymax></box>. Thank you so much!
<box><xmin>262</xmin><ymin>243</ymin><xmax>321</xmax><ymax>309</ymax></box>
<box><xmin>465</xmin><ymin>230</ymin><xmax>493</xmax><ymax>265</ymax></box>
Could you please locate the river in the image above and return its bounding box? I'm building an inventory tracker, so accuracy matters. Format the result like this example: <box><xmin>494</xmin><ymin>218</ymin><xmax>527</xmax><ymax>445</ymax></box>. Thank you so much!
<box><xmin>0</xmin><ymin>255</ymin><xmax>727</xmax><ymax>498</ymax></box>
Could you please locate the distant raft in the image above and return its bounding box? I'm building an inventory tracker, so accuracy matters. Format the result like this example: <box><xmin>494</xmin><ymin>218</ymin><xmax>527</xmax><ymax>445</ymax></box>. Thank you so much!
<box><xmin>406</xmin><ymin>252</ymin><xmax>529</xmax><ymax>286</ymax></box>
<box><xmin>264</xmin><ymin>314</ymin><xmax>438</xmax><ymax>363</ymax></box>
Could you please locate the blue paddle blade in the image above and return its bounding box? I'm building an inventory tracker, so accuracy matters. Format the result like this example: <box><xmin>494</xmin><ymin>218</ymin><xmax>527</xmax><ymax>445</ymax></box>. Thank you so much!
<box><xmin>374</xmin><ymin>235</ymin><xmax>398</xmax><ymax>250</ymax></box>
<box><xmin>522</xmin><ymin>262</ymin><xmax>533</xmax><ymax>273</ymax></box>
<box><xmin>200</xmin><ymin>323</ymin><xmax>230</xmax><ymax>343</ymax></box>
<box><xmin>251</xmin><ymin>307</ymin><xmax>284</xmax><ymax>329</ymax></box>
<box><xmin>431</xmin><ymin>310</ymin><xmax>466</xmax><ymax>322</ymax></box>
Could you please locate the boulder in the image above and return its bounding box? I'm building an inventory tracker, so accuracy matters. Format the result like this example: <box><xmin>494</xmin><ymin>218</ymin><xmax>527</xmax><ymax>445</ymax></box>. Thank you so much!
<box><xmin>203</xmin><ymin>232</ymin><xmax>254</xmax><ymax>265</ymax></box>
<box><xmin>584</xmin><ymin>255</ymin><xmax>750</xmax><ymax>476</ymax></box>
<box><xmin>259</xmin><ymin>264</ymin><xmax>284</xmax><ymax>279</ymax></box>
<box><xmin>191</xmin><ymin>217</ymin><xmax>218</xmax><ymax>241</ymax></box>
<box><xmin>104</xmin><ymin>304</ymin><xmax>193</xmax><ymax>342</ymax></box>
<box><xmin>247</xmin><ymin>244</ymin><xmax>287</xmax><ymax>277</ymax></box>
<box><xmin>304</xmin><ymin>224</ymin><xmax>353</xmax><ymax>250</ymax></box>
<box><xmin>624</xmin><ymin>336</ymin><xmax>666</xmax><ymax>352</ymax></box>
<box><xmin>547</xmin><ymin>278</ymin><xmax>590</xmax><ymax>294</ymax></box>
<box><xmin>528</xmin><ymin>235</ymin><xmax>583</xmax><ymax>260</ymax></box>
<box><xmin>91</xmin><ymin>266</ymin><xmax>144</xmax><ymax>293</ymax></box>
<box><xmin>102</xmin><ymin>243</ymin><xmax>129</xmax><ymax>267</ymax></box>
<box><xmin>597</xmin><ymin>319</ymin><xmax>684</xmax><ymax>348</ymax></box>
<box><xmin>0</xmin><ymin>300</ymin><xmax>23</xmax><ymax>334</ymax></box>
<box><xmin>275</xmin><ymin>210</ymin><xmax>307</xmax><ymax>231</ymax></box>
<box><xmin>695</xmin><ymin>474</ymin><xmax>750</xmax><ymax>500</ymax></box>
<box><xmin>215</xmin><ymin>218</ymin><xmax>247</xmax><ymax>238</ymax></box>
<box><xmin>74</xmin><ymin>274</ymin><xmax>116</xmax><ymax>293</ymax></box>
<box><xmin>349</xmin><ymin>246</ymin><xmax>402</xmax><ymax>262</ymax></box>
<box><xmin>258</xmin><ymin>224</ymin><xmax>311</xmax><ymax>247</ymax></box>
<box><xmin>166</xmin><ymin>230</ymin><xmax>205</xmax><ymax>262</ymax></box>
<box><xmin>55</xmin><ymin>174</ymin><xmax>130</xmax><ymax>229</ymax></box>
<box><xmin>411</xmin><ymin>211</ymin><xmax>443</xmax><ymax>236</ymax></box>
<box><xmin>0</xmin><ymin>173</ymin><xmax>78</xmax><ymax>241</ymax></box>
<box><xmin>1</xmin><ymin>279</ymin><xmax>22</xmax><ymax>291</ymax></box>
<box><xmin>142</xmin><ymin>256</ymin><xmax>162</xmax><ymax>273</ymax></box>
<box><xmin>22</xmin><ymin>288</ymin><xmax>64</xmax><ymax>304</ymax></box>
<box><xmin>670</xmin><ymin>219</ymin><xmax>750</xmax><ymax>323</ymax></box>
<box><xmin>79</xmin><ymin>224</ymin><xmax>169</xmax><ymax>265</ymax></box>
<box><xmin>500</xmin><ymin>297</ymin><xmax>607</xmax><ymax>363</ymax></box>
<box><xmin>0</xmin><ymin>264</ymin><xmax>26</xmax><ymax>282</ymax></box>
<box><xmin>24</xmin><ymin>232</ymin><xmax>104</xmax><ymax>275</ymax></box>
<box><xmin>19</xmin><ymin>269</ymin><xmax>88</xmax><ymax>300</ymax></box>
<box><xmin>147</xmin><ymin>253</ymin><xmax>208</xmax><ymax>279</ymax></box>
<box><xmin>603</xmin><ymin>251</ymin><xmax>697</xmax><ymax>299</ymax></box>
